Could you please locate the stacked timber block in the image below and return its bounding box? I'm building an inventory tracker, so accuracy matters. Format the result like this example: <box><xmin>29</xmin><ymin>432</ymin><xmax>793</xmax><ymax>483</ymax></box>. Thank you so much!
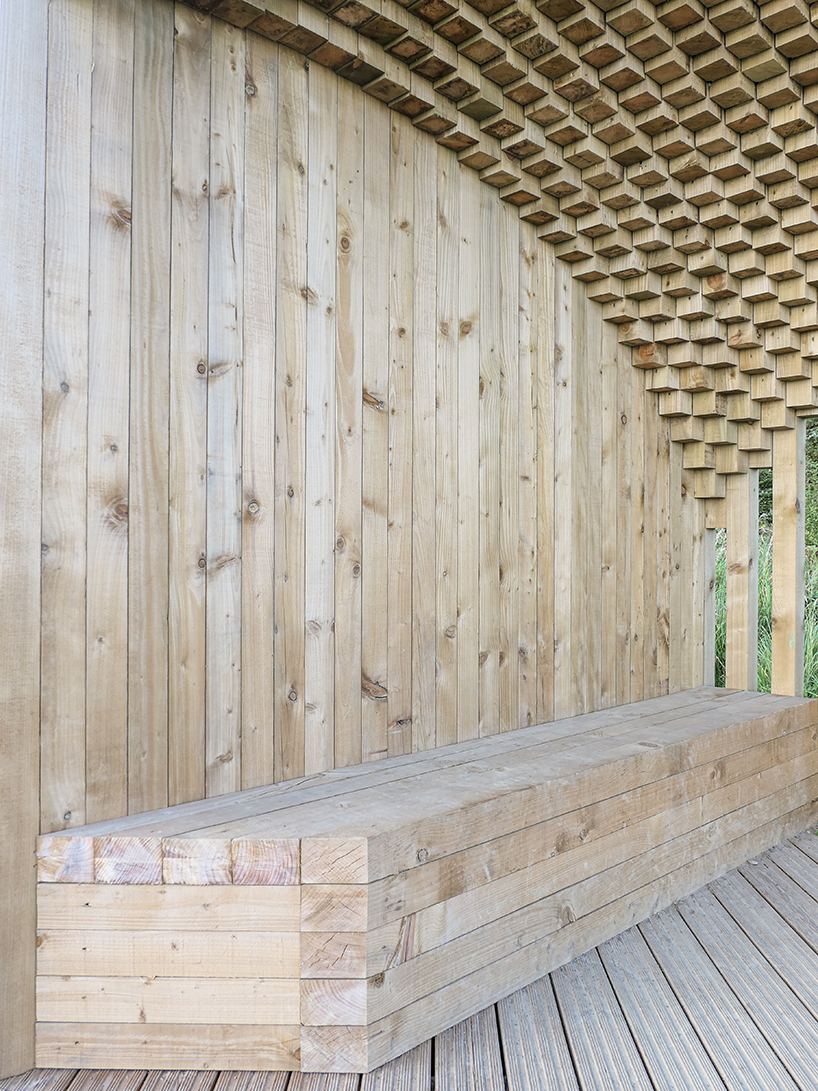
<box><xmin>35</xmin><ymin>688</ymin><xmax>818</xmax><ymax>1072</ymax></box>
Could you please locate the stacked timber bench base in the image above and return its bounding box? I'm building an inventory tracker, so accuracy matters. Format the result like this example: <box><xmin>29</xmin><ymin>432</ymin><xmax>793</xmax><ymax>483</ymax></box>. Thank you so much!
<box><xmin>35</xmin><ymin>688</ymin><xmax>818</xmax><ymax>1073</ymax></box>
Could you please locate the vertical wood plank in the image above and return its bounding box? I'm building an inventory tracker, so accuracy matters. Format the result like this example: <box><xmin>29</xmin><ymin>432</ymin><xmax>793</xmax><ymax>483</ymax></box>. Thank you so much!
<box><xmin>630</xmin><ymin>367</ymin><xmax>646</xmax><ymax>702</ymax></box>
<box><xmin>701</xmin><ymin>527</ymin><xmax>717</xmax><ymax>687</ymax></box>
<box><xmin>457</xmin><ymin>166</ymin><xmax>480</xmax><ymax>743</ymax></box>
<box><xmin>41</xmin><ymin>0</ymin><xmax>93</xmax><ymax>833</ymax></box>
<box><xmin>241</xmin><ymin>32</ymin><xmax>278</xmax><ymax>789</ymax></box>
<box><xmin>642</xmin><ymin>373</ymin><xmax>659</xmax><ymax>699</ymax></box>
<box><xmin>518</xmin><ymin>230</ymin><xmax>538</xmax><ymax>729</ymax></box>
<box><xmin>412</xmin><ymin>126</ymin><xmax>437</xmax><ymax>752</ymax></box>
<box><xmin>726</xmin><ymin>470</ymin><xmax>759</xmax><ymax>692</ymax></box>
<box><xmin>655</xmin><ymin>415</ymin><xmax>671</xmax><ymax>697</ymax></box>
<box><xmin>676</xmin><ymin>466</ymin><xmax>697</xmax><ymax>691</ymax></box>
<box><xmin>129</xmin><ymin>0</ymin><xmax>173</xmax><ymax>815</ymax></box>
<box><xmin>553</xmin><ymin>260</ymin><xmax>573</xmax><ymax>719</ymax></box>
<box><xmin>0</xmin><ymin>0</ymin><xmax>47</xmax><ymax>1072</ymax></box>
<box><xmin>584</xmin><ymin>289</ymin><xmax>602</xmax><ymax>712</ymax></box>
<box><xmin>360</xmin><ymin>95</ymin><xmax>390</xmax><ymax>764</ymax></box>
<box><xmin>85</xmin><ymin>0</ymin><xmax>135</xmax><ymax>823</ymax></box>
<box><xmin>275</xmin><ymin>48</ymin><xmax>308</xmax><ymax>782</ymax></box>
<box><xmin>334</xmin><ymin>78</ymin><xmax>364</xmax><ymax>769</ymax></box>
<box><xmin>207</xmin><ymin>18</ymin><xmax>245</xmax><ymax>795</ymax></box>
<box><xmin>616</xmin><ymin>345</ymin><xmax>633</xmax><ymax>706</ymax></box>
<box><xmin>167</xmin><ymin>4</ymin><xmax>209</xmax><ymax>806</ymax></box>
<box><xmin>499</xmin><ymin>202</ymin><xmax>520</xmax><ymax>733</ymax></box>
<box><xmin>600</xmin><ymin>350</ymin><xmax>618</xmax><ymax>709</ymax></box>
<box><xmin>478</xmin><ymin>181</ymin><xmax>501</xmax><ymax>737</ymax></box>
<box><xmin>570</xmin><ymin>281</ymin><xmax>589</xmax><ymax>715</ymax></box>
<box><xmin>435</xmin><ymin>144</ymin><xmax>459</xmax><ymax>747</ymax></box>
<box><xmin>387</xmin><ymin>112</ymin><xmax>414</xmax><ymax>756</ymax></box>
<box><xmin>536</xmin><ymin>244</ymin><xmax>556</xmax><ymax>725</ymax></box>
<box><xmin>772</xmin><ymin>422</ymin><xmax>806</xmax><ymax>696</ymax></box>
<box><xmin>305</xmin><ymin>61</ymin><xmax>337</xmax><ymax>776</ymax></box>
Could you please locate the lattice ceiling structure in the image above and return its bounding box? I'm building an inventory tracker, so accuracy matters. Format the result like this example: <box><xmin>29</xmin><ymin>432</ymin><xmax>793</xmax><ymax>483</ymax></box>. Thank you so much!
<box><xmin>190</xmin><ymin>0</ymin><xmax>818</xmax><ymax>501</ymax></box>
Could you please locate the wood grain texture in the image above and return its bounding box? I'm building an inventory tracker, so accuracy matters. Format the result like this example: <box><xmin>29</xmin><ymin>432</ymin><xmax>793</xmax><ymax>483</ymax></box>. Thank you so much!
<box><xmin>0</xmin><ymin>0</ymin><xmax>48</xmax><ymax>1074</ymax></box>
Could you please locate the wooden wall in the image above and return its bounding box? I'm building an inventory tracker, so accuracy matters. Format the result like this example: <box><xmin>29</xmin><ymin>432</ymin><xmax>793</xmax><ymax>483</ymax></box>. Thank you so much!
<box><xmin>1</xmin><ymin>0</ymin><xmax>710</xmax><ymax>1073</ymax></box>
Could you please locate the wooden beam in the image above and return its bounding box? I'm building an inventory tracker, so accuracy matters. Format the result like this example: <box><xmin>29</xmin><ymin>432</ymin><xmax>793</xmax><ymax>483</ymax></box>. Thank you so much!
<box><xmin>0</xmin><ymin>0</ymin><xmax>47</xmax><ymax>1075</ymax></box>
<box><xmin>772</xmin><ymin>422</ymin><xmax>806</xmax><ymax>697</ymax></box>
<box><xmin>725</xmin><ymin>470</ymin><xmax>759</xmax><ymax>692</ymax></box>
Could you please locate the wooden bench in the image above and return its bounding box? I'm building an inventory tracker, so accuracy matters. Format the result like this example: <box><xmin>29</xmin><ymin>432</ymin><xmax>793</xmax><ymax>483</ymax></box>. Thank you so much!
<box><xmin>34</xmin><ymin>688</ymin><xmax>818</xmax><ymax>1073</ymax></box>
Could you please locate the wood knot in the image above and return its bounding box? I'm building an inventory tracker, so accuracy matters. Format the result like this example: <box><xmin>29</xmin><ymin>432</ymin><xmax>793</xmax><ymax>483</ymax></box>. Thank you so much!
<box><xmin>362</xmin><ymin>675</ymin><xmax>387</xmax><ymax>701</ymax></box>
<box><xmin>339</xmin><ymin>235</ymin><xmax>351</xmax><ymax>253</ymax></box>
<box><xmin>459</xmin><ymin>320</ymin><xmax>473</xmax><ymax>338</ymax></box>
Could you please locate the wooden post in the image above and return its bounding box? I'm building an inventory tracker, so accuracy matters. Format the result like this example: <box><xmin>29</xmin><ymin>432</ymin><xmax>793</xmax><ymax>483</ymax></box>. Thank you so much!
<box><xmin>725</xmin><ymin>471</ymin><xmax>759</xmax><ymax>692</ymax></box>
<box><xmin>0</xmin><ymin>0</ymin><xmax>47</xmax><ymax>1076</ymax></box>
<box><xmin>771</xmin><ymin>422</ymin><xmax>806</xmax><ymax>697</ymax></box>
<box><xmin>702</xmin><ymin>529</ymin><xmax>717</xmax><ymax>688</ymax></box>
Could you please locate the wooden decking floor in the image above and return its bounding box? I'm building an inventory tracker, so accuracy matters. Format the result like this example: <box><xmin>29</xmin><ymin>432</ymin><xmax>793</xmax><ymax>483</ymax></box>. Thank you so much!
<box><xmin>7</xmin><ymin>828</ymin><xmax>818</xmax><ymax>1090</ymax></box>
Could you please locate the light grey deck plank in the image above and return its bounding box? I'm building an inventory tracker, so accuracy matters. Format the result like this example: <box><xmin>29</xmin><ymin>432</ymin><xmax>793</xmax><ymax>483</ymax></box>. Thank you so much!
<box><xmin>767</xmin><ymin>842</ymin><xmax>818</xmax><ymax>903</ymax></box>
<box><xmin>711</xmin><ymin>870</ymin><xmax>818</xmax><ymax>1018</ymax></box>
<box><xmin>679</xmin><ymin>887</ymin><xmax>818</xmax><ymax>1090</ymax></box>
<box><xmin>739</xmin><ymin>857</ymin><xmax>818</xmax><ymax>952</ymax></box>
<box><xmin>69</xmin><ymin>1075</ymin><xmax>146</xmax><ymax>1091</ymax></box>
<box><xmin>640</xmin><ymin>906</ymin><xmax>800</xmax><ymax>1091</ymax></box>
<box><xmin>598</xmin><ymin>927</ymin><xmax>728</xmax><ymax>1091</ymax></box>
<box><xmin>497</xmin><ymin>977</ymin><xmax>580</xmax><ymax>1091</ymax></box>
<box><xmin>360</xmin><ymin>1042</ymin><xmax>431</xmax><ymax>1091</ymax></box>
<box><xmin>288</xmin><ymin>1076</ymin><xmax>358</xmax><ymax>1091</ymax></box>
<box><xmin>0</xmin><ymin>1074</ymin><xmax>78</xmax><ymax>1091</ymax></box>
<box><xmin>551</xmin><ymin>949</ymin><xmax>653</xmax><ymax>1091</ymax></box>
<box><xmin>791</xmin><ymin>830</ymin><xmax>818</xmax><ymax>867</ymax></box>
<box><xmin>143</xmin><ymin>1075</ymin><xmax>219</xmax><ymax>1091</ymax></box>
<box><xmin>435</xmin><ymin>1007</ymin><xmax>505</xmax><ymax>1091</ymax></box>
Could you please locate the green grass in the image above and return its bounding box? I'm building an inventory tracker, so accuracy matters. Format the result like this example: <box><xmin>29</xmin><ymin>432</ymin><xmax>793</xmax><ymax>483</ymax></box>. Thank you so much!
<box><xmin>714</xmin><ymin>526</ymin><xmax>818</xmax><ymax>697</ymax></box>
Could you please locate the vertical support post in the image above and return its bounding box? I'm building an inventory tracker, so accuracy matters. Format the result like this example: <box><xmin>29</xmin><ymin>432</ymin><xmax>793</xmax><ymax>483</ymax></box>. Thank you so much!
<box><xmin>702</xmin><ymin>528</ymin><xmax>717</xmax><ymax>688</ymax></box>
<box><xmin>725</xmin><ymin>471</ymin><xmax>759</xmax><ymax>691</ymax></box>
<box><xmin>0</xmin><ymin>0</ymin><xmax>47</xmax><ymax>1076</ymax></box>
<box><xmin>771</xmin><ymin>422</ymin><xmax>806</xmax><ymax>696</ymax></box>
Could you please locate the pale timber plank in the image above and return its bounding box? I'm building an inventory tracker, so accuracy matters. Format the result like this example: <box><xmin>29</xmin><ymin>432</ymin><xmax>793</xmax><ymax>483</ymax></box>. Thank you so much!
<box><xmin>129</xmin><ymin>0</ymin><xmax>173</xmax><ymax>812</ymax></box>
<box><xmin>168</xmin><ymin>2</ymin><xmax>209</xmax><ymax>806</ymax></box>
<box><xmin>412</xmin><ymin>124</ymin><xmax>436</xmax><ymax>753</ymax></box>
<box><xmin>536</xmin><ymin>243</ymin><xmax>555</xmax><ymax>724</ymax></box>
<box><xmin>37</xmin><ymin>883</ymin><xmax>301</xmax><ymax>932</ymax></box>
<box><xmin>85</xmin><ymin>0</ymin><xmax>135</xmax><ymax>823</ymax></box>
<box><xmin>772</xmin><ymin>421</ymin><xmax>806</xmax><ymax>697</ymax></box>
<box><xmin>600</xmin><ymin>346</ymin><xmax>618</xmax><ymax>709</ymax></box>
<box><xmin>457</xmin><ymin>164</ymin><xmax>480</xmax><ymax>742</ymax></box>
<box><xmin>616</xmin><ymin>337</ymin><xmax>633</xmax><ymax>705</ymax></box>
<box><xmin>630</xmin><ymin>369</ymin><xmax>647</xmax><ymax>703</ymax></box>
<box><xmin>206</xmin><ymin>17</ymin><xmax>245</xmax><ymax>796</ymax></box>
<box><xmin>274</xmin><ymin>48</ymin><xmax>309</xmax><ymax>782</ymax></box>
<box><xmin>387</xmin><ymin>111</ymin><xmax>414</xmax><ymax>757</ymax></box>
<box><xmin>710</xmin><ymin>869</ymin><xmax>818</xmax><ymax>1017</ymax></box>
<box><xmin>0</xmin><ymin>0</ymin><xmax>47</xmax><ymax>1074</ymax></box>
<box><xmin>571</xmin><ymin>280</ymin><xmax>589</xmax><ymax>714</ymax></box>
<box><xmin>679</xmin><ymin>886</ymin><xmax>818</xmax><ymax>1088</ymax></box>
<box><xmin>767</xmin><ymin>840</ymin><xmax>818</xmax><ymax>902</ymax></box>
<box><xmin>518</xmin><ymin>231</ymin><xmax>538</xmax><ymax>729</ymax></box>
<box><xmin>552</xmin><ymin>949</ymin><xmax>654</xmax><ymax>1091</ymax></box>
<box><xmin>499</xmin><ymin>200</ymin><xmax>520</xmax><ymax>735</ymax></box>
<box><xmin>655</xmin><ymin>414</ymin><xmax>672</xmax><ymax>697</ymax></box>
<box><xmin>361</xmin><ymin>1041</ymin><xmax>430</xmax><ymax>1091</ymax></box>
<box><xmin>552</xmin><ymin>260</ymin><xmax>573</xmax><ymax>719</ymax></box>
<box><xmin>435</xmin><ymin>144</ymin><xmax>459</xmax><ymax>747</ymax></box>
<box><xmin>642</xmin><ymin>377</ymin><xmax>660</xmax><ymax>701</ymax></box>
<box><xmin>360</xmin><ymin>94</ymin><xmax>390</xmax><ymax>765</ymax></box>
<box><xmin>792</xmin><ymin>829</ymin><xmax>818</xmax><ymax>864</ymax></box>
<box><xmin>305</xmin><ymin>60</ymin><xmax>338</xmax><ymax>776</ymax></box>
<box><xmin>640</xmin><ymin>905</ymin><xmax>801</xmax><ymax>1091</ymax></box>
<box><xmin>583</xmin><ymin>286</ymin><xmax>601</xmax><ymax>712</ymax></box>
<box><xmin>34</xmin><ymin>1025</ymin><xmax>299</xmax><ymax>1071</ymax></box>
<box><xmin>40</xmin><ymin>0</ymin><xmax>93</xmax><ymax>834</ymax></box>
<box><xmin>290</xmin><ymin>1074</ymin><xmax>359</xmax><ymax>1091</ymax></box>
<box><xmin>241</xmin><ymin>31</ymin><xmax>277</xmax><ymax>788</ymax></box>
<box><xmin>496</xmin><ymin>977</ymin><xmax>580</xmax><ymax>1091</ymax></box>
<box><xmin>599</xmin><ymin>927</ymin><xmax>729</xmax><ymax>1091</ymax></box>
<box><xmin>725</xmin><ymin>470</ymin><xmax>759</xmax><ymax>691</ymax></box>
<box><xmin>35</xmin><ymin>930</ymin><xmax>300</xmax><ymax>979</ymax></box>
<box><xmin>334</xmin><ymin>77</ymin><xmax>364</xmax><ymax>769</ymax></box>
<box><xmin>435</xmin><ymin>1007</ymin><xmax>505</xmax><ymax>1091</ymax></box>
<box><xmin>478</xmin><ymin>180</ymin><xmax>501</xmax><ymax>737</ymax></box>
<box><xmin>36</xmin><ymin>975</ymin><xmax>300</xmax><ymax>1026</ymax></box>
